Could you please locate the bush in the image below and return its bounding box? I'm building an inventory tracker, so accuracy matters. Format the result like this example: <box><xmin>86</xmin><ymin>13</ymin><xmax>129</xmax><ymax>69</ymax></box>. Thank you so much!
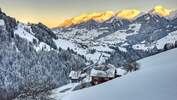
<box><xmin>175</xmin><ymin>41</ymin><xmax>177</xmax><ymax>47</ymax></box>
<box><xmin>123</xmin><ymin>60</ymin><xmax>140</xmax><ymax>72</ymax></box>
<box><xmin>89</xmin><ymin>49</ymin><xmax>96</xmax><ymax>54</ymax></box>
<box><xmin>164</xmin><ymin>43</ymin><xmax>174</xmax><ymax>51</ymax></box>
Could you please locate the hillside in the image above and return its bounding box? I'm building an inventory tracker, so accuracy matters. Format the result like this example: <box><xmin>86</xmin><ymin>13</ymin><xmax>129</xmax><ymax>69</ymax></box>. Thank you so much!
<box><xmin>1</xmin><ymin>6</ymin><xmax>177</xmax><ymax>100</ymax></box>
<box><xmin>53</xmin><ymin>6</ymin><xmax>177</xmax><ymax>66</ymax></box>
<box><xmin>62</xmin><ymin>48</ymin><xmax>177</xmax><ymax>100</ymax></box>
<box><xmin>0</xmin><ymin>9</ymin><xmax>86</xmax><ymax>100</ymax></box>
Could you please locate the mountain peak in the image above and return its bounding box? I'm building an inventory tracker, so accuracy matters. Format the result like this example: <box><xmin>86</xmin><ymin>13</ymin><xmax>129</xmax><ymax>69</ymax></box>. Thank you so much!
<box><xmin>58</xmin><ymin>6</ymin><xmax>176</xmax><ymax>28</ymax></box>
<box><xmin>151</xmin><ymin>5</ymin><xmax>173</xmax><ymax>16</ymax></box>
<box><xmin>58</xmin><ymin>11</ymin><xmax>114</xmax><ymax>28</ymax></box>
<box><xmin>116</xmin><ymin>9</ymin><xmax>141</xmax><ymax>20</ymax></box>
<box><xmin>58</xmin><ymin>10</ymin><xmax>141</xmax><ymax>28</ymax></box>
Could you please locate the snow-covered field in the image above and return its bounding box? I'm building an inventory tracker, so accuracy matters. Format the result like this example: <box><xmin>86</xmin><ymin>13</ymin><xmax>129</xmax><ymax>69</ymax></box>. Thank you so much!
<box><xmin>59</xmin><ymin>48</ymin><xmax>177</xmax><ymax>100</ymax></box>
<box><xmin>50</xmin><ymin>83</ymin><xmax>79</xmax><ymax>100</ymax></box>
<box><xmin>54</xmin><ymin>19</ymin><xmax>177</xmax><ymax>63</ymax></box>
<box><xmin>53</xmin><ymin>23</ymin><xmax>143</xmax><ymax>63</ymax></box>
<box><xmin>156</xmin><ymin>30</ymin><xmax>177</xmax><ymax>49</ymax></box>
<box><xmin>133</xmin><ymin>30</ymin><xmax>177</xmax><ymax>51</ymax></box>
<box><xmin>14</xmin><ymin>23</ymin><xmax>52</xmax><ymax>51</ymax></box>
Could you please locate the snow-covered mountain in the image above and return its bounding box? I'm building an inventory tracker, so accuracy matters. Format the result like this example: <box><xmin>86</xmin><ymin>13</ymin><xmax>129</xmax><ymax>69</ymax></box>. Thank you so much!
<box><xmin>1</xmin><ymin>6</ymin><xmax>177</xmax><ymax>100</ymax></box>
<box><xmin>53</xmin><ymin>7</ymin><xmax>177</xmax><ymax>66</ymax></box>
<box><xmin>61</xmin><ymin>48</ymin><xmax>177</xmax><ymax>100</ymax></box>
<box><xmin>0</xmin><ymin>9</ymin><xmax>86</xmax><ymax>100</ymax></box>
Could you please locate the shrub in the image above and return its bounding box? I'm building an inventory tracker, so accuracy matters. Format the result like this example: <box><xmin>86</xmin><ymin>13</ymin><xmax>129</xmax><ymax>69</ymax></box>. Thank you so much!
<box><xmin>123</xmin><ymin>60</ymin><xmax>140</xmax><ymax>73</ymax></box>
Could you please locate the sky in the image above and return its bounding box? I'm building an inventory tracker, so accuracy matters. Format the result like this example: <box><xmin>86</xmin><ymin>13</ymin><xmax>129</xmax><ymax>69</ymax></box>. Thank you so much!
<box><xmin>0</xmin><ymin>0</ymin><xmax>177</xmax><ymax>28</ymax></box>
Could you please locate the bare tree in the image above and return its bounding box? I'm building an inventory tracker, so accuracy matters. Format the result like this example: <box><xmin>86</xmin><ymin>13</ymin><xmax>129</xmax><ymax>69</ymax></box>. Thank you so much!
<box><xmin>123</xmin><ymin>60</ymin><xmax>140</xmax><ymax>73</ymax></box>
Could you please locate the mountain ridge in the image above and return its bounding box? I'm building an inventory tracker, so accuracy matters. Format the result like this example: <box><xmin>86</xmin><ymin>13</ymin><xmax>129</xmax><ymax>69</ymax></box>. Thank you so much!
<box><xmin>56</xmin><ymin>5</ymin><xmax>175</xmax><ymax>28</ymax></box>
<box><xmin>0</xmin><ymin>6</ymin><xmax>177</xmax><ymax>100</ymax></box>
<box><xmin>53</xmin><ymin>7</ymin><xmax>177</xmax><ymax>66</ymax></box>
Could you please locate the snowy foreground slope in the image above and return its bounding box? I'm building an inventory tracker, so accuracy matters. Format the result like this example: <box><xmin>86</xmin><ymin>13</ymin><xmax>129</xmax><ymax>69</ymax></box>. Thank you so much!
<box><xmin>61</xmin><ymin>48</ymin><xmax>177</xmax><ymax>100</ymax></box>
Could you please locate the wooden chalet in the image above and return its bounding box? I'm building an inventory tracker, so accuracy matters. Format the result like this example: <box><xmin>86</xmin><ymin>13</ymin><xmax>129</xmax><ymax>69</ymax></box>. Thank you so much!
<box><xmin>90</xmin><ymin>64</ymin><xmax>117</xmax><ymax>85</ymax></box>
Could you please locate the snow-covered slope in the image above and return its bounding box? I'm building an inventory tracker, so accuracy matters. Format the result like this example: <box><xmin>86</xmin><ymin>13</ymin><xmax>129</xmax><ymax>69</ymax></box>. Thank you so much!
<box><xmin>50</xmin><ymin>83</ymin><xmax>79</xmax><ymax>99</ymax></box>
<box><xmin>14</xmin><ymin>23</ymin><xmax>52</xmax><ymax>51</ymax></box>
<box><xmin>61</xmin><ymin>48</ymin><xmax>177</xmax><ymax>100</ymax></box>
<box><xmin>0</xmin><ymin>10</ymin><xmax>86</xmax><ymax>100</ymax></box>
<box><xmin>53</xmin><ymin>11</ymin><xmax>177</xmax><ymax>65</ymax></box>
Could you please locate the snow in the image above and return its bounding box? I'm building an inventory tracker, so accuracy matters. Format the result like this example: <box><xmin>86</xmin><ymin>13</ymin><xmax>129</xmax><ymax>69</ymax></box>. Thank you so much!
<box><xmin>166</xmin><ymin>10</ymin><xmax>177</xmax><ymax>20</ymax></box>
<box><xmin>54</xmin><ymin>23</ymin><xmax>143</xmax><ymax>64</ymax></box>
<box><xmin>91</xmin><ymin>46</ymin><xmax>113</xmax><ymax>52</ymax></box>
<box><xmin>121</xmin><ymin>42</ymin><xmax>129</xmax><ymax>46</ymax></box>
<box><xmin>156</xmin><ymin>30</ymin><xmax>177</xmax><ymax>49</ymax></box>
<box><xmin>34</xmin><ymin>42</ymin><xmax>51</xmax><ymax>51</ymax></box>
<box><xmin>54</xmin><ymin>21</ymin><xmax>177</xmax><ymax>64</ymax></box>
<box><xmin>57</xmin><ymin>28</ymin><xmax>104</xmax><ymax>41</ymax></box>
<box><xmin>50</xmin><ymin>83</ymin><xmax>79</xmax><ymax>100</ymax></box>
<box><xmin>4</xmin><ymin>22</ymin><xmax>52</xmax><ymax>52</ymax></box>
<box><xmin>98</xmin><ymin>23</ymin><xmax>141</xmax><ymax>44</ymax></box>
<box><xmin>86</xmin><ymin>52</ymin><xmax>107</xmax><ymax>63</ymax></box>
<box><xmin>54</xmin><ymin>39</ymin><xmax>76</xmax><ymax>50</ymax></box>
<box><xmin>91</xmin><ymin>69</ymin><xmax>107</xmax><ymax>77</ymax></box>
<box><xmin>54</xmin><ymin>38</ymin><xmax>111</xmax><ymax>63</ymax></box>
<box><xmin>53</xmin><ymin>23</ymin><xmax>150</xmax><ymax>64</ymax></box>
<box><xmin>69</xmin><ymin>71</ymin><xmax>81</xmax><ymax>80</ymax></box>
<box><xmin>0</xmin><ymin>19</ymin><xmax>5</xmax><ymax>26</ymax></box>
<box><xmin>14</xmin><ymin>23</ymin><xmax>52</xmax><ymax>51</ymax></box>
<box><xmin>90</xmin><ymin>64</ymin><xmax>116</xmax><ymax>78</ymax></box>
<box><xmin>14</xmin><ymin>23</ymin><xmax>37</xmax><ymax>42</ymax></box>
<box><xmin>145</xmin><ymin>16</ymin><xmax>150</xmax><ymax>20</ymax></box>
<box><xmin>61</xmin><ymin>48</ymin><xmax>177</xmax><ymax>100</ymax></box>
<box><xmin>116</xmin><ymin>68</ymin><xmax>126</xmax><ymax>76</ymax></box>
<box><xmin>118</xmin><ymin>47</ymin><xmax>127</xmax><ymax>52</ymax></box>
<box><xmin>132</xmin><ymin>43</ymin><xmax>155</xmax><ymax>51</ymax></box>
<box><xmin>132</xmin><ymin>30</ymin><xmax>177</xmax><ymax>50</ymax></box>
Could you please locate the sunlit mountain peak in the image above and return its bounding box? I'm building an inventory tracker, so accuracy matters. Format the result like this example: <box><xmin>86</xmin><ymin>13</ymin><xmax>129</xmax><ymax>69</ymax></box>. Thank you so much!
<box><xmin>116</xmin><ymin>9</ymin><xmax>141</xmax><ymax>20</ymax></box>
<box><xmin>59</xmin><ymin>11</ymin><xmax>114</xmax><ymax>27</ymax></box>
<box><xmin>93</xmin><ymin>11</ymin><xmax>114</xmax><ymax>22</ymax></box>
<box><xmin>152</xmin><ymin>5</ymin><xmax>172</xmax><ymax>16</ymax></box>
<box><xmin>58</xmin><ymin>6</ymin><xmax>176</xmax><ymax>28</ymax></box>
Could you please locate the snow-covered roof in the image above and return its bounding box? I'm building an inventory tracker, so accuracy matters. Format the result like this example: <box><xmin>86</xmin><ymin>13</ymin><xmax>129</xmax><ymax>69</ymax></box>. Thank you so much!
<box><xmin>91</xmin><ymin>64</ymin><xmax>116</xmax><ymax>78</ymax></box>
<box><xmin>69</xmin><ymin>71</ymin><xmax>81</xmax><ymax>80</ymax></box>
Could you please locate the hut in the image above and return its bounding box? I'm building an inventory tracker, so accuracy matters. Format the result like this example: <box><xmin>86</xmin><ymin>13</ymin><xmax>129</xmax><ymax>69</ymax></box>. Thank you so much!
<box><xmin>90</xmin><ymin>64</ymin><xmax>117</xmax><ymax>85</ymax></box>
<box><xmin>69</xmin><ymin>71</ymin><xmax>81</xmax><ymax>83</ymax></box>
<box><xmin>69</xmin><ymin>70</ymin><xmax>87</xmax><ymax>83</ymax></box>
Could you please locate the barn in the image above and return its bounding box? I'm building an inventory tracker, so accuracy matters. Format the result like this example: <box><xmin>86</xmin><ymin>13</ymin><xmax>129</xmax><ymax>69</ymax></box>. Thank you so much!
<box><xmin>69</xmin><ymin>71</ymin><xmax>87</xmax><ymax>83</ymax></box>
<box><xmin>69</xmin><ymin>71</ymin><xmax>82</xmax><ymax>83</ymax></box>
<box><xmin>90</xmin><ymin>64</ymin><xmax>117</xmax><ymax>85</ymax></box>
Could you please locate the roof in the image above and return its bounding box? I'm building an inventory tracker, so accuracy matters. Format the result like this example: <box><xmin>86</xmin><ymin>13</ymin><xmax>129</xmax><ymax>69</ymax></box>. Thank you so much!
<box><xmin>69</xmin><ymin>71</ymin><xmax>81</xmax><ymax>80</ymax></box>
<box><xmin>90</xmin><ymin>64</ymin><xmax>116</xmax><ymax>78</ymax></box>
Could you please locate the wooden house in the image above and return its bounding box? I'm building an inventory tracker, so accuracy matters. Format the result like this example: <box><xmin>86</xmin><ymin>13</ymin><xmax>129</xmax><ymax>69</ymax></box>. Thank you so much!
<box><xmin>69</xmin><ymin>71</ymin><xmax>87</xmax><ymax>83</ymax></box>
<box><xmin>69</xmin><ymin>71</ymin><xmax>81</xmax><ymax>83</ymax></box>
<box><xmin>90</xmin><ymin>64</ymin><xmax>117</xmax><ymax>85</ymax></box>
